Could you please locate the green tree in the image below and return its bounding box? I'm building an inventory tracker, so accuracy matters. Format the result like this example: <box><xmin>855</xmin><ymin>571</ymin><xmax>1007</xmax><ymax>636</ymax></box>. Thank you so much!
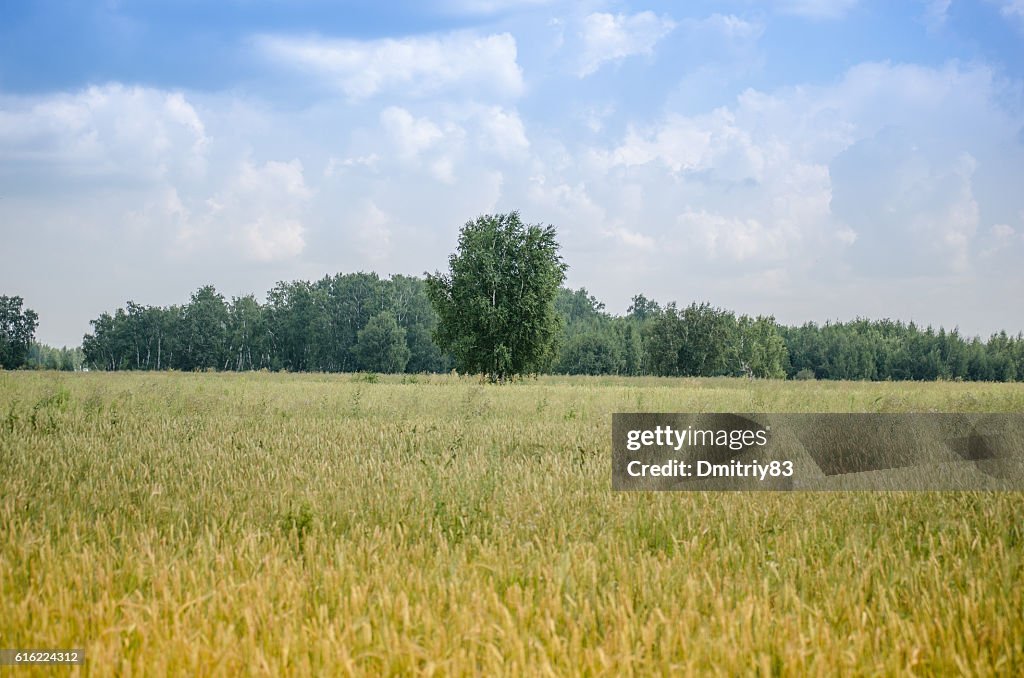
<box><xmin>643</xmin><ymin>303</ymin><xmax>684</xmax><ymax>376</ymax></box>
<box><xmin>266</xmin><ymin>280</ymin><xmax>324</xmax><ymax>372</ymax></box>
<box><xmin>353</xmin><ymin>312</ymin><xmax>410</xmax><ymax>373</ymax></box>
<box><xmin>386</xmin><ymin>275</ymin><xmax>450</xmax><ymax>372</ymax></box>
<box><xmin>226</xmin><ymin>295</ymin><xmax>269</xmax><ymax>371</ymax></box>
<box><xmin>426</xmin><ymin>212</ymin><xmax>567</xmax><ymax>382</ymax></box>
<box><xmin>737</xmin><ymin>315</ymin><xmax>788</xmax><ymax>378</ymax></box>
<box><xmin>179</xmin><ymin>285</ymin><xmax>229</xmax><ymax>371</ymax></box>
<box><xmin>557</xmin><ymin>330</ymin><xmax>622</xmax><ymax>375</ymax></box>
<box><xmin>556</xmin><ymin>287</ymin><xmax>606</xmax><ymax>328</ymax></box>
<box><xmin>27</xmin><ymin>343</ymin><xmax>84</xmax><ymax>371</ymax></box>
<box><xmin>0</xmin><ymin>296</ymin><xmax>40</xmax><ymax>369</ymax></box>
<box><xmin>620</xmin><ymin>321</ymin><xmax>645</xmax><ymax>376</ymax></box>
<box><xmin>627</xmin><ymin>294</ymin><xmax>661</xmax><ymax>322</ymax></box>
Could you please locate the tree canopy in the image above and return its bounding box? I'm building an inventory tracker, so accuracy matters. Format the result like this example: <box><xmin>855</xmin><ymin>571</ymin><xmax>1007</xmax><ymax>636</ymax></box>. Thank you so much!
<box><xmin>425</xmin><ymin>212</ymin><xmax>567</xmax><ymax>382</ymax></box>
<box><xmin>0</xmin><ymin>296</ymin><xmax>39</xmax><ymax>369</ymax></box>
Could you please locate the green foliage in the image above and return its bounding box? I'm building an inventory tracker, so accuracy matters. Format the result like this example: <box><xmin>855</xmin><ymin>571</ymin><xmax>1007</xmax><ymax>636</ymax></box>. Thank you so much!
<box><xmin>737</xmin><ymin>315</ymin><xmax>788</xmax><ymax>378</ymax></box>
<box><xmin>75</xmin><ymin>230</ymin><xmax>1023</xmax><ymax>382</ymax></box>
<box><xmin>426</xmin><ymin>212</ymin><xmax>567</xmax><ymax>382</ymax></box>
<box><xmin>226</xmin><ymin>294</ymin><xmax>269</xmax><ymax>371</ymax></box>
<box><xmin>639</xmin><ymin>303</ymin><xmax>790</xmax><ymax>378</ymax></box>
<box><xmin>627</xmin><ymin>293</ymin><xmax>661</xmax><ymax>322</ymax></box>
<box><xmin>83</xmin><ymin>274</ymin><xmax>452</xmax><ymax>374</ymax></box>
<box><xmin>780</xmin><ymin>320</ymin><xmax>1024</xmax><ymax>382</ymax></box>
<box><xmin>354</xmin><ymin>312</ymin><xmax>411</xmax><ymax>373</ymax></box>
<box><xmin>181</xmin><ymin>286</ymin><xmax>229</xmax><ymax>370</ymax></box>
<box><xmin>557</xmin><ymin>331</ymin><xmax>622</xmax><ymax>375</ymax></box>
<box><xmin>555</xmin><ymin>287</ymin><xmax>606</xmax><ymax>326</ymax></box>
<box><xmin>83</xmin><ymin>303</ymin><xmax>182</xmax><ymax>371</ymax></box>
<box><xmin>0</xmin><ymin>296</ymin><xmax>39</xmax><ymax>369</ymax></box>
<box><xmin>27</xmin><ymin>342</ymin><xmax>84</xmax><ymax>371</ymax></box>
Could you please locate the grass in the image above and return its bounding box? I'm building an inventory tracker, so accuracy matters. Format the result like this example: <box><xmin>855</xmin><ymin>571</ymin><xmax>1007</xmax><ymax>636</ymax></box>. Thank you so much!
<box><xmin>1</xmin><ymin>371</ymin><xmax>1023</xmax><ymax>675</ymax></box>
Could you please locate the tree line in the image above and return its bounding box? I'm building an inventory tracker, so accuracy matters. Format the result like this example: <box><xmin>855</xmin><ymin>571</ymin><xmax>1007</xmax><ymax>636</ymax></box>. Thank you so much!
<box><xmin>79</xmin><ymin>274</ymin><xmax>450</xmax><ymax>374</ymax></box>
<box><xmin>553</xmin><ymin>290</ymin><xmax>1024</xmax><ymax>381</ymax></box>
<box><xmin>55</xmin><ymin>279</ymin><xmax>1021</xmax><ymax>381</ymax></box>
<box><xmin>5</xmin><ymin>280</ymin><xmax>1023</xmax><ymax>382</ymax></box>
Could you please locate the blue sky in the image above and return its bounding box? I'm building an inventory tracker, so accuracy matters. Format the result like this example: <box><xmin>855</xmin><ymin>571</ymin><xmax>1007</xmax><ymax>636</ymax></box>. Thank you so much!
<box><xmin>1</xmin><ymin>0</ymin><xmax>1023</xmax><ymax>346</ymax></box>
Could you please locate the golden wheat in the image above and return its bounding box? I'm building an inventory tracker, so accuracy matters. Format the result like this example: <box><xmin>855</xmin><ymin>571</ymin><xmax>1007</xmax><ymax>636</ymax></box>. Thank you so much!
<box><xmin>1</xmin><ymin>371</ymin><xmax>1022</xmax><ymax>675</ymax></box>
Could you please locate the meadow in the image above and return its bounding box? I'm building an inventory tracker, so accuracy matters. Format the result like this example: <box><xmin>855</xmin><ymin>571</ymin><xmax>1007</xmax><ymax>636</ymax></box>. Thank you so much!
<box><xmin>1</xmin><ymin>371</ymin><xmax>1023</xmax><ymax>675</ymax></box>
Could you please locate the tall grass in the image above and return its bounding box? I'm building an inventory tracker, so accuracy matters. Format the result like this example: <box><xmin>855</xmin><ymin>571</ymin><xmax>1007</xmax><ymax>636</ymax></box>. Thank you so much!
<box><xmin>1</xmin><ymin>371</ymin><xmax>1022</xmax><ymax>675</ymax></box>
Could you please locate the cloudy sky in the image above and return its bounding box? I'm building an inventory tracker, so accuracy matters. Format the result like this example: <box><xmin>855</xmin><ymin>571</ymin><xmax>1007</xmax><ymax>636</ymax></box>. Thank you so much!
<box><xmin>2</xmin><ymin>0</ymin><xmax>1023</xmax><ymax>347</ymax></box>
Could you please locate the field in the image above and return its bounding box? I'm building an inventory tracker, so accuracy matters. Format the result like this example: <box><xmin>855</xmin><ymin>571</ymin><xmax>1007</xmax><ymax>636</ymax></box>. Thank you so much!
<box><xmin>2</xmin><ymin>371</ymin><xmax>1023</xmax><ymax>675</ymax></box>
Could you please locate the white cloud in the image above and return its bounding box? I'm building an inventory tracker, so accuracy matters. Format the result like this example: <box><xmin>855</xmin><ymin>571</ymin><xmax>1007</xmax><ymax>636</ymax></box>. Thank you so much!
<box><xmin>992</xmin><ymin>0</ymin><xmax>1024</xmax><ymax>30</ymax></box>
<box><xmin>773</xmin><ymin>0</ymin><xmax>860</xmax><ymax>19</ymax></box>
<box><xmin>696</xmin><ymin>13</ymin><xmax>764</xmax><ymax>40</ymax></box>
<box><xmin>991</xmin><ymin>223</ymin><xmax>1017</xmax><ymax>239</ymax></box>
<box><xmin>597</xmin><ymin>114</ymin><xmax>710</xmax><ymax>172</ymax></box>
<box><xmin>526</xmin><ymin>175</ymin><xmax>606</xmax><ymax>233</ymax></box>
<box><xmin>0</xmin><ymin>84</ymin><xmax>208</xmax><ymax>183</ymax></box>
<box><xmin>380</xmin><ymin>106</ymin><xmax>445</xmax><ymax>160</ymax></box>
<box><xmin>594</xmin><ymin>107</ymin><xmax>773</xmax><ymax>185</ymax></box>
<box><xmin>924</xmin><ymin>0</ymin><xmax>952</xmax><ymax>29</ymax></box>
<box><xmin>475</xmin><ymin>106</ymin><xmax>530</xmax><ymax>157</ymax></box>
<box><xmin>998</xmin><ymin>0</ymin><xmax>1024</xmax><ymax>18</ymax></box>
<box><xmin>354</xmin><ymin>201</ymin><xmax>393</xmax><ymax>262</ymax></box>
<box><xmin>257</xmin><ymin>32</ymin><xmax>524</xmax><ymax>99</ymax></box>
<box><xmin>608</xmin><ymin>226</ymin><xmax>656</xmax><ymax>250</ymax></box>
<box><xmin>240</xmin><ymin>218</ymin><xmax>306</xmax><ymax>262</ymax></box>
<box><xmin>4</xmin><ymin>55</ymin><xmax>1024</xmax><ymax>345</ymax></box>
<box><xmin>359</xmin><ymin>103</ymin><xmax>529</xmax><ymax>185</ymax></box>
<box><xmin>323</xmin><ymin>153</ymin><xmax>379</xmax><ymax>177</ymax></box>
<box><xmin>678</xmin><ymin>209</ymin><xmax>788</xmax><ymax>262</ymax></box>
<box><xmin>576</xmin><ymin>11</ymin><xmax>676</xmax><ymax>77</ymax></box>
<box><xmin>237</xmin><ymin>159</ymin><xmax>311</xmax><ymax>201</ymax></box>
<box><xmin>979</xmin><ymin>222</ymin><xmax>1024</xmax><ymax>259</ymax></box>
<box><xmin>581</xmin><ymin>60</ymin><xmax>1021</xmax><ymax>279</ymax></box>
<box><xmin>376</xmin><ymin>106</ymin><xmax>468</xmax><ymax>182</ymax></box>
<box><xmin>182</xmin><ymin>159</ymin><xmax>312</xmax><ymax>263</ymax></box>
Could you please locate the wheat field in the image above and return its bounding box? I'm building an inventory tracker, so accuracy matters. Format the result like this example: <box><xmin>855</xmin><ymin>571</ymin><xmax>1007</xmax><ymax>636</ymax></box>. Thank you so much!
<box><xmin>1</xmin><ymin>371</ymin><xmax>1022</xmax><ymax>675</ymax></box>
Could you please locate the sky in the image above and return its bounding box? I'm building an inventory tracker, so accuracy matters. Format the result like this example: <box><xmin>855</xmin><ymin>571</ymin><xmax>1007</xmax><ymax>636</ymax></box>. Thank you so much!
<box><xmin>1</xmin><ymin>0</ymin><xmax>1023</xmax><ymax>347</ymax></box>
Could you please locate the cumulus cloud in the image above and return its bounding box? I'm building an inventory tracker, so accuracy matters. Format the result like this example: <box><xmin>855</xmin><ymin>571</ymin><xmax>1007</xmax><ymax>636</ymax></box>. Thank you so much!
<box><xmin>594</xmin><ymin>106</ymin><xmax>787</xmax><ymax>187</ymax></box>
<box><xmin>4</xmin><ymin>50</ymin><xmax>1023</xmax><ymax>345</ymax></box>
<box><xmin>576</xmin><ymin>11</ymin><xmax>676</xmax><ymax>77</ymax></box>
<box><xmin>0</xmin><ymin>84</ymin><xmax>311</xmax><ymax>265</ymax></box>
<box><xmin>833</xmin><ymin>136</ymin><xmax>980</xmax><ymax>273</ymax></box>
<box><xmin>257</xmin><ymin>32</ymin><xmax>524</xmax><ymax>99</ymax></box>
<box><xmin>0</xmin><ymin>84</ymin><xmax>208</xmax><ymax>185</ymax></box>
<box><xmin>361</xmin><ymin>103</ymin><xmax>530</xmax><ymax>184</ymax></box>
<box><xmin>214</xmin><ymin>160</ymin><xmax>311</xmax><ymax>263</ymax></box>
<box><xmin>693</xmin><ymin>13</ymin><xmax>764</xmax><ymax>41</ymax></box>
<box><xmin>608</xmin><ymin>226</ymin><xmax>656</xmax><ymax>250</ymax></box>
<box><xmin>678</xmin><ymin>209</ymin><xmax>788</xmax><ymax>262</ymax></box>
<box><xmin>474</xmin><ymin>106</ymin><xmax>530</xmax><ymax>158</ymax></box>
<box><xmin>579</xmin><ymin>60</ymin><xmax>1022</xmax><ymax>281</ymax></box>
<box><xmin>167</xmin><ymin>159</ymin><xmax>311</xmax><ymax>263</ymax></box>
<box><xmin>380</xmin><ymin>107</ymin><xmax>445</xmax><ymax>160</ymax></box>
<box><xmin>376</xmin><ymin>106</ymin><xmax>468</xmax><ymax>183</ymax></box>
<box><xmin>354</xmin><ymin>201</ymin><xmax>393</xmax><ymax>262</ymax></box>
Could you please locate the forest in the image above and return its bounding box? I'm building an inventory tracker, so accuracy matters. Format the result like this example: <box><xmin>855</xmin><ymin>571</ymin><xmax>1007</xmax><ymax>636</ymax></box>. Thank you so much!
<box><xmin>58</xmin><ymin>274</ymin><xmax>1024</xmax><ymax>381</ymax></box>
